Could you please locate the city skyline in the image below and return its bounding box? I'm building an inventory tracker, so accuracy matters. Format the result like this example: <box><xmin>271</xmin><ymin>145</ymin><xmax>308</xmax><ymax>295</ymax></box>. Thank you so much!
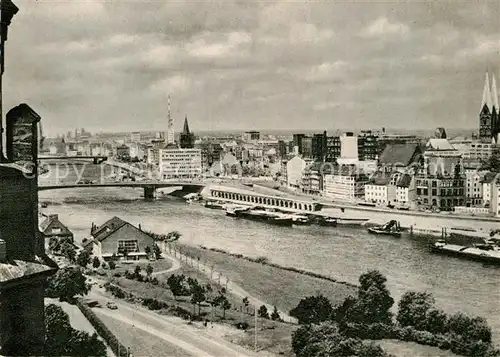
<box><xmin>3</xmin><ymin>1</ymin><xmax>500</xmax><ymax>137</ymax></box>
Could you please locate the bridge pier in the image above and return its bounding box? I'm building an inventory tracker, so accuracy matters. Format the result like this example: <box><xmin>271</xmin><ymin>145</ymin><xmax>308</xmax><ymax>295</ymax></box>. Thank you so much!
<box><xmin>144</xmin><ymin>186</ymin><xmax>157</xmax><ymax>199</ymax></box>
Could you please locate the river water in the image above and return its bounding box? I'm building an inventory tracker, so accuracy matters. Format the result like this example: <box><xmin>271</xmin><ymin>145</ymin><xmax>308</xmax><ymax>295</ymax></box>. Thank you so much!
<box><xmin>39</xmin><ymin>164</ymin><xmax>500</xmax><ymax>339</ymax></box>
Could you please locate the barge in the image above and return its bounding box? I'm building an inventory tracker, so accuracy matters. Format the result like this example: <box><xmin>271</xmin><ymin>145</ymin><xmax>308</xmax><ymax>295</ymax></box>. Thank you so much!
<box><xmin>226</xmin><ymin>207</ymin><xmax>294</xmax><ymax>227</ymax></box>
<box><xmin>430</xmin><ymin>240</ymin><xmax>500</xmax><ymax>264</ymax></box>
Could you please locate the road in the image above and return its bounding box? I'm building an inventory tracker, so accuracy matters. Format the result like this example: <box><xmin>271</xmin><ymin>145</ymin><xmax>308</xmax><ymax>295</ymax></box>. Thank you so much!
<box><xmin>88</xmin><ymin>287</ymin><xmax>259</xmax><ymax>357</ymax></box>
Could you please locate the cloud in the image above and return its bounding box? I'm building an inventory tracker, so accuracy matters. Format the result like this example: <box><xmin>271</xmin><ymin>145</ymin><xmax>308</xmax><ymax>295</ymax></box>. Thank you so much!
<box><xmin>2</xmin><ymin>1</ymin><xmax>499</xmax><ymax>135</ymax></box>
<box><xmin>361</xmin><ymin>17</ymin><xmax>409</xmax><ymax>38</ymax></box>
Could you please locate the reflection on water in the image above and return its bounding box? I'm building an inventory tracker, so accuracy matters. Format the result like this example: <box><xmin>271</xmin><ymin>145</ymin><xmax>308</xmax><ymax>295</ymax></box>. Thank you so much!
<box><xmin>39</xmin><ymin>186</ymin><xmax>500</xmax><ymax>340</ymax></box>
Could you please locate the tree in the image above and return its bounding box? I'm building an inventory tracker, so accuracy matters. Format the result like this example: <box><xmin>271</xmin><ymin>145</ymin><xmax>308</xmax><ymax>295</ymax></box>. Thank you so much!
<box><xmin>167</xmin><ymin>274</ymin><xmax>186</xmax><ymax>300</ymax></box>
<box><xmin>487</xmin><ymin>146</ymin><xmax>500</xmax><ymax>172</ymax></box>
<box><xmin>271</xmin><ymin>306</ymin><xmax>281</xmax><ymax>321</ymax></box>
<box><xmin>146</xmin><ymin>264</ymin><xmax>154</xmax><ymax>277</ymax></box>
<box><xmin>61</xmin><ymin>241</ymin><xmax>76</xmax><ymax>263</ymax></box>
<box><xmin>134</xmin><ymin>265</ymin><xmax>142</xmax><ymax>277</ymax></box>
<box><xmin>92</xmin><ymin>256</ymin><xmax>100</xmax><ymax>269</ymax></box>
<box><xmin>332</xmin><ymin>296</ymin><xmax>357</xmax><ymax>323</ymax></box>
<box><xmin>45</xmin><ymin>267</ymin><xmax>90</xmax><ymax>302</ymax></box>
<box><xmin>291</xmin><ymin>322</ymin><xmax>360</xmax><ymax>357</ymax></box>
<box><xmin>166</xmin><ymin>231</ymin><xmax>181</xmax><ymax>242</ymax></box>
<box><xmin>219</xmin><ymin>294</ymin><xmax>231</xmax><ymax>318</ymax></box>
<box><xmin>145</xmin><ymin>246</ymin><xmax>151</xmax><ymax>258</ymax></box>
<box><xmin>290</xmin><ymin>295</ymin><xmax>333</xmax><ymax>324</ymax></box>
<box><xmin>397</xmin><ymin>291</ymin><xmax>435</xmax><ymax>330</ymax></box>
<box><xmin>45</xmin><ymin>304</ymin><xmax>106</xmax><ymax>356</ymax></box>
<box><xmin>447</xmin><ymin>312</ymin><xmax>492</xmax><ymax>343</ymax></box>
<box><xmin>425</xmin><ymin>309</ymin><xmax>448</xmax><ymax>334</ymax></box>
<box><xmin>347</xmin><ymin>270</ymin><xmax>394</xmax><ymax>325</ymax></box>
<box><xmin>153</xmin><ymin>244</ymin><xmax>162</xmax><ymax>259</ymax></box>
<box><xmin>190</xmin><ymin>283</ymin><xmax>206</xmax><ymax>315</ymax></box>
<box><xmin>258</xmin><ymin>305</ymin><xmax>269</xmax><ymax>319</ymax></box>
<box><xmin>76</xmin><ymin>250</ymin><xmax>92</xmax><ymax>268</ymax></box>
<box><xmin>242</xmin><ymin>296</ymin><xmax>250</xmax><ymax>313</ymax></box>
<box><xmin>108</xmin><ymin>260</ymin><xmax>116</xmax><ymax>270</ymax></box>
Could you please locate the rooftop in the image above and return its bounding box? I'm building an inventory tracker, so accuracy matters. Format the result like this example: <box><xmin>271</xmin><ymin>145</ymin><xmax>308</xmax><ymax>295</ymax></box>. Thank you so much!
<box><xmin>378</xmin><ymin>143</ymin><xmax>421</xmax><ymax>167</ymax></box>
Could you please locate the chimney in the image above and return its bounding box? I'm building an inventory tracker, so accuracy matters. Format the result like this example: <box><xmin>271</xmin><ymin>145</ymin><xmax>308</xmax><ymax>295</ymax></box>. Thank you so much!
<box><xmin>138</xmin><ymin>223</ymin><xmax>142</xmax><ymax>231</ymax></box>
<box><xmin>48</xmin><ymin>214</ymin><xmax>58</xmax><ymax>220</ymax></box>
<box><xmin>0</xmin><ymin>240</ymin><xmax>6</xmax><ymax>262</ymax></box>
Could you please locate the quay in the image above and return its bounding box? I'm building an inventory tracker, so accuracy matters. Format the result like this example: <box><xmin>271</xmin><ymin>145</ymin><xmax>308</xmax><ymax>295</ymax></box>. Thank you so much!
<box><xmin>203</xmin><ymin>184</ymin><xmax>500</xmax><ymax>233</ymax></box>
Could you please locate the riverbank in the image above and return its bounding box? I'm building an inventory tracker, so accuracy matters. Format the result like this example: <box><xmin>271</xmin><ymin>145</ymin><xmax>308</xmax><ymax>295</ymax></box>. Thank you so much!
<box><xmin>172</xmin><ymin>243</ymin><xmax>357</xmax><ymax>314</ymax></box>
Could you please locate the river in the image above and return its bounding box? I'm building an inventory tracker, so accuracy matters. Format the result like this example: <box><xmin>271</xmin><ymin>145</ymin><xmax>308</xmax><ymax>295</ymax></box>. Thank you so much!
<box><xmin>39</xmin><ymin>164</ymin><xmax>500</xmax><ymax>339</ymax></box>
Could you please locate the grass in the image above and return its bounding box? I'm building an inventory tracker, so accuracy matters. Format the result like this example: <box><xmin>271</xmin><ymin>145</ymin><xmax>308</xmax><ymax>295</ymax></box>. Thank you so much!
<box><xmin>171</xmin><ymin>243</ymin><xmax>356</xmax><ymax>314</ymax></box>
<box><xmin>93</xmin><ymin>309</ymin><xmax>192</xmax><ymax>357</ymax></box>
<box><xmin>108</xmin><ymin>258</ymin><xmax>173</xmax><ymax>276</ymax></box>
<box><xmin>378</xmin><ymin>340</ymin><xmax>460</xmax><ymax>357</ymax></box>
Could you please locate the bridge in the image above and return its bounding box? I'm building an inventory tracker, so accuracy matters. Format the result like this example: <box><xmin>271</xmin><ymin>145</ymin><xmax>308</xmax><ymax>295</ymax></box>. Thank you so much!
<box><xmin>38</xmin><ymin>181</ymin><xmax>206</xmax><ymax>199</ymax></box>
<box><xmin>38</xmin><ymin>155</ymin><xmax>108</xmax><ymax>164</ymax></box>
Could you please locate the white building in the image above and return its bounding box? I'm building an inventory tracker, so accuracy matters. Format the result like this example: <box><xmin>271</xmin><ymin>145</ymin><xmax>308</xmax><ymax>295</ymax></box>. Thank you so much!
<box><xmin>159</xmin><ymin>148</ymin><xmax>202</xmax><ymax>179</ymax></box>
<box><xmin>482</xmin><ymin>173</ymin><xmax>500</xmax><ymax>205</ymax></box>
<box><xmin>129</xmin><ymin>142</ymin><xmax>145</xmax><ymax>160</ymax></box>
<box><xmin>364</xmin><ymin>173</ymin><xmax>398</xmax><ymax>204</ymax></box>
<box><xmin>490</xmin><ymin>178</ymin><xmax>500</xmax><ymax>216</ymax></box>
<box><xmin>324</xmin><ymin>170</ymin><xmax>369</xmax><ymax>202</ymax></box>
<box><xmin>286</xmin><ymin>155</ymin><xmax>309</xmax><ymax>190</ymax></box>
<box><xmin>147</xmin><ymin>148</ymin><xmax>160</xmax><ymax>166</ymax></box>
<box><xmin>130</xmin><ymin>132</ymin><xmax>141</xmax><ymax>143</ymax></box>
<box><xmin>465</xmin><ymin>169</ymin><xmax>485</xmax><ymax>206</ymax></box>
<box><xmin>340</xmin><ymin>133</ymin><xmax>358</xmax><ymax>163</ymax></box>
<box><xmin>395</xmin><ymin>174</ymin><xmax>415</xmax><ymax>205</ymax></box>
<box><xmin>451</xmin><ymin>139</ymin><xmax>493</xmax><ymax>162</ymax></box>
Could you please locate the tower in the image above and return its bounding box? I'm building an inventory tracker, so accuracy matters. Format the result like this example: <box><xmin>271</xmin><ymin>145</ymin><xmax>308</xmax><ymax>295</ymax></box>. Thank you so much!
<box><xmin>166</xmin><ymin>95</ymin><xmax>175</xmax><ymax>145</ymax></box>
<box><xmin>0</xmin><ymin>3</ymin><xmax>57</xmax><ymax>355</ymax></box>
<box><xmin>479</xmin><ymin>72</ymin><xmax>493</xmax><ymax>143</ymax></box>
<box><xmin>491</xmin><ymin>73</ymin><xmax>499</xmax><ymax>143</ymax></box>
<box><xmin>180</xmin><ymin>114</ymin><xmax>195</xmax><ymax>149</ymax></box>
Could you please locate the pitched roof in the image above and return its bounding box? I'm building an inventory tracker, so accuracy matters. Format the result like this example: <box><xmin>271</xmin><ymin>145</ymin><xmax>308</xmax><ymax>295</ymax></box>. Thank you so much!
<box><xmin>91</xmin><ymin>216</ymin><xmax>127</xmax><ymax>242</ymax></box>
<box><xmin>368</xmin><ymin>172</ymin><xmax>392</xmax><ymax>186</ymax></box>
<box><xmin>482</xmin><ymin>72</ymin><xmax>493</xmax><ymax>112</ymax></box>
<box><xmin>396</xmin><ymin>173</ymin><xmax>413</xmax><ymax>187</ymax></box>
<box><xmin>182</xmin><ymin>116</ymin><xmax>190</xmax><ymax>135</ymax></box>
<box><xmin>378</xmin><ymin>143</ymin><xmax>420</xmax><ymax>167</ymax></box>
<box><xmin>39</xmin><ymin>214</ymin><xmax>73</xmax><ymax>236</ymax></box>
<box><xmin>482</xmin><ymin>172</ymin><xmax>500</xmax><ymax>184</ymax></box>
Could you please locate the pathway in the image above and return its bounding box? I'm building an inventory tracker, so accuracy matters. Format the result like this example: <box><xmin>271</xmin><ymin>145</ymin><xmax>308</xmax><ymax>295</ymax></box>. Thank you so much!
<box><xmin>89</xmin><ymin>288</ymin><xmax>259</xmax><ymax>357</ymax></box>
<box><xmin>152</xmin><ymin>255</ymin><xmax>181</xmax><ymax>276</ymax></box>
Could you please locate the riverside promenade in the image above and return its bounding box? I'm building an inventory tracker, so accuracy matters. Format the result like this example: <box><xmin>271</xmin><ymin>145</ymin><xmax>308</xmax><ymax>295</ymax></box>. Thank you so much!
<box><xmin>202</xmin><ymin>182</ymin><xmax>500</xmax><ymax>233</ymax></box>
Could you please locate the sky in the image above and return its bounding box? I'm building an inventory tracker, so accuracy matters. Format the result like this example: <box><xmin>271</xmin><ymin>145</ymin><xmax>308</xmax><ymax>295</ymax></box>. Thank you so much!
<box><xmin>3</xmin><ymin>0</ymin><xmax>500</xmax><ymax>137</ymax></box>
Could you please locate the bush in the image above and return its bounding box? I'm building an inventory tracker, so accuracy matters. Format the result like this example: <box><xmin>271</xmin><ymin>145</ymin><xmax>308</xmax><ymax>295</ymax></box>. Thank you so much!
<box><xmin>113</xmin><ymin>272</ymin><xmax>122</xmax><ymax>278</ymax></box>
<box><xmin>108</xmin><ymin>261</ymin><xmax>116</xmax><ymax>270</ymax></box>
<box><xmin>234</xmin><ymin>321</ymin><xmax>250</xmax><ymax>330</ymax></box>
<box><xmin>258</xmin><ymin>305</ymin><xmax>269</xmax><ymax>319</ymax></box>
<box><xmin>76</xmin><ymin>299</ymin><xmax>129</xmax><ymax>357</ymax></box>
<box><xmin>290</xmin><ymin>295</ymin><xmax>333</xmax><ymax>324</ymax></box>
<box><xmin>341</xmin><ymin>323</ymin><xmax>395</xmax><ymax>340</ymax></box>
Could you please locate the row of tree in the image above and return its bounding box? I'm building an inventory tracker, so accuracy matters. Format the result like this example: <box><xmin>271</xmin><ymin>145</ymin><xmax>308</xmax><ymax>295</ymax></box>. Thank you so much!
<box><xmin>290</xmin><ymin>270</ymin><xmax>496</xmax><ymax>357</ymax></box>
<box><xmin>45</xmin><ymin>304</ymin><xmax>107</xmax><ymax>356</ymax></box>
<box><xmin>166</xmin><ymin>274</ymin><xmax>232</xmax><ymax>317</ymax></box>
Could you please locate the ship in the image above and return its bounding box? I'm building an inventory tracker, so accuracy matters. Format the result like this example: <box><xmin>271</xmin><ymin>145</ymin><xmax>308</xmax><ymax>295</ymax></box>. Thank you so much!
<box><xmin>430</xmin><ymin>240</ymin><xmax>500</xmax><ymax>264</ymax></box>
<box><xmin>289</xmin><ymin>214</ymin><xmax>311</xmax><ymax>226</ymax></box>
<box><xmin>226</xmin><ymin>206</ymin><xmax>294</xmax><ymax>226</ymax></box>
<box><xmin>367</xmin><ymin>220</ymin><xmax>402</xmax><ymax>237</ymax></box>
<box><xmin>204</xmin><ymin>200</ymin><xmax>226</xmax><ymax>210</ymax></box>
<box><xmin>335</xmin><ymin>217</ymin><xmax>370</xmax><ymax>226</ymax></box>
<box><xmin>310</xmin><ymin>215</ymin><xmax>337</xmax><ymax>227</ymax></box>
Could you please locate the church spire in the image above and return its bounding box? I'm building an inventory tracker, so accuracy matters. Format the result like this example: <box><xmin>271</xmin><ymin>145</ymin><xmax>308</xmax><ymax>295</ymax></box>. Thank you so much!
<box><xmin>491</xmin><ymin>73</ymin><xmax>499</xmax><ymax>112</ymax></box>
<box><xmin>182</xmin><ymin>115</ymin><xmax>190</xmax><ymax>135</ymax></box>
<box><xmin>481</xmin><ymin>72</ymin><xmax>493</xmax><ymax>112</ymax></box>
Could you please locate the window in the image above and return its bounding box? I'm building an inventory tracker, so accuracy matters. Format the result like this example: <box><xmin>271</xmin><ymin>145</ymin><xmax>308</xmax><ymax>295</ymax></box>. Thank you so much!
<box><xmin>118</xmin><ymin>240</ymin><xmax>139</xmax><ymax>253</ymax></box>
<box><xmin>51</xmin><ymin>228</ymin><xmax>62</xmax><ymax>234</ymax></box>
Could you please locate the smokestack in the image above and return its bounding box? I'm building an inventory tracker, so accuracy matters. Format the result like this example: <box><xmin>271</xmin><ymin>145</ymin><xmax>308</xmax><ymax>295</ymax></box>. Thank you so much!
<box><xmin>139</xmin><ymin>223</ymin><xmax>142</xmax><ymax>231</ymax></box>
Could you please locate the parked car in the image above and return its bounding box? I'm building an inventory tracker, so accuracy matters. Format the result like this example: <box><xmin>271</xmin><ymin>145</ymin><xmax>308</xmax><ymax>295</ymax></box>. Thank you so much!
<box><xmin>106</xmin><ymin>302</ymin><xmax>118</xmax><ymax>310</ymax></box>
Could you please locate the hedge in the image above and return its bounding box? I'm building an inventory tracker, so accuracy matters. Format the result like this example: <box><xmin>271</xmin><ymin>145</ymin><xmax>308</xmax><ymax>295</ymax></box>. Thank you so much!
<box><xmin>341</xmin><ymin>323</ymin><xmax>500</xmax><ymax>357</ymax></box>
<box><xmin>76</xmin><ymin>299</ymin><xmax>130</xmax><ymax>357</ymax></box>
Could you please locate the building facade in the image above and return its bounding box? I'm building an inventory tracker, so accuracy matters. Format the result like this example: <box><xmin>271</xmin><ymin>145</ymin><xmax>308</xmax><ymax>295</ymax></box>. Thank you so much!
<box><xmin>286</xmin><ymin>155</ymin><xmax>309</xmax><ymax>190</ymax></box>
<box><xmin>415</xmin><ymin>175</ymin><xmax>465</xmax><ymax>210</ymax></box>
<box><xmin>325</xmin><ymin>135</ymin><xmax>341</xmax><ymax>163</ymax></box>
<box><xmin>159</xmin><ymin>148</ymin><xmax>202</xmax><ymax>179</ymax></box>
<box><xmin>324</xmin><ymin>170</ymin><xmax>369</xmax><ymax>202</ymax></box>
<box><xmin>242</xmin><ymin>131</ymin><xmax>260</xmax><ymax>141</ymax></box>
<box><xmin>479</xmin><ymin>72</ymin><xmax>499</xmax><ymax>143</ymax></box>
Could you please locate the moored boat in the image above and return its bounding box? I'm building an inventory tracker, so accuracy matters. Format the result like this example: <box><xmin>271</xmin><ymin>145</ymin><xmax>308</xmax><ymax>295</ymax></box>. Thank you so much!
<box><xmin>310</xmin><ymin>216</ymin><xmax>337</xmax><ymax>227</ymax></box>
<box><xmin>367</xmin><ymin>220</ymin><xmax>402</xmax><ymax>237</ymax></box>
<box><xmin>430</xmin><ymin>240</ymin><xmax>500</xmax><ymax>264</ymax></box>
<box><xmin>289</xmin><ymin>214</ymin><xmax>311</xmax><ymax>225</ymax></box>
<box><xmin>226</xmin><ymin>207</ymin><xmax>294</xmax><ymax>226</ymax></box>
<box><xmin>336</xmin><ymin>217</ymin><xmax>370</xmax><ymax>226</ymax></box>
<box><xmin>204</xmin><ymin>201</ymin><xmax>226</xmax><ymax>210</ymax></box>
